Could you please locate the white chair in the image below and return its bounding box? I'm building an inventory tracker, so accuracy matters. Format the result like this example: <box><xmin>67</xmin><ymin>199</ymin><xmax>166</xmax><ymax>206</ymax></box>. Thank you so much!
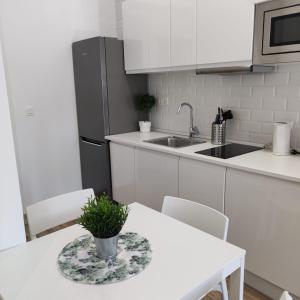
<box><xmin>280</xmin><ymin>291</ymin><xmax>293</xmax><ymax>300</ymax></box>
<box><xmin>162</xmin><ymin>196</ymin><xmax>229</xmax><ymax>300</ymax></box>
<box><xmin>26</xmin><ymin>189</ymin><xmax>94</xmax><ymax>239</ymax></box>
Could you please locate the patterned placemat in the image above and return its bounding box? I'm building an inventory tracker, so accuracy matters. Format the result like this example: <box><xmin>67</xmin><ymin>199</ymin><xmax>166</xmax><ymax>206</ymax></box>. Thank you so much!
<box><xmin>57</xmin><ymin>232</ymin><xmax>152</xmax><ymax>285</ymax></box>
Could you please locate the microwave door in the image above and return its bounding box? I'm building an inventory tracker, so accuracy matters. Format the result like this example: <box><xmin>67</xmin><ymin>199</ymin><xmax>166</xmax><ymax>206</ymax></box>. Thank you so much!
<box><xmin>263</xmin><ymin>5</ymin><xmax>300</xmax><ymax>55</ymax></box>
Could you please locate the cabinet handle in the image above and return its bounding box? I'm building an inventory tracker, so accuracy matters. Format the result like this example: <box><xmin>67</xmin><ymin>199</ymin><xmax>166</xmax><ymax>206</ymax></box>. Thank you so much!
<box><xmin>80</xmin><ymin>137</ymin><xmax>104</xmax><ymax>147</ymax></box>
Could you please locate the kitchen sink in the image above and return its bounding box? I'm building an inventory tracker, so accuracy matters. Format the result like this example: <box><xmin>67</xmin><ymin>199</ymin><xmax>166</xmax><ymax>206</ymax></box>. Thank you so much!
<box><xmin>144</xmin><ymin>136</ymin><xmax>206</xmax><ymax>148</ymax></box>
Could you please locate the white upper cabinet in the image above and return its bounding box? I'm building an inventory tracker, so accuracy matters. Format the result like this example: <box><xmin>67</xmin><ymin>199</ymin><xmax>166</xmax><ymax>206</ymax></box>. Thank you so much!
<box><xmin>197</xmin><ymin>0</ymin><xmax>255</xmax><ymax>66</ymax></box>
<box><xmin>123</xmin><ymin>0</ymin><xmax>147</xmax><ymax>71</ymax></box>
<box><xmin>170</xmin><ymin>0</ymin><xmax>197</xmax><ymax>68</ymax></box>
<box><xmin>122</xmin><ymin>0</ymin><xmax>256</xmax><ymax>72</ymax></box>
<box><xmin>123</xmin><ymin>0</ymin><xmax>170</xmax><ymax>73</ymax></box>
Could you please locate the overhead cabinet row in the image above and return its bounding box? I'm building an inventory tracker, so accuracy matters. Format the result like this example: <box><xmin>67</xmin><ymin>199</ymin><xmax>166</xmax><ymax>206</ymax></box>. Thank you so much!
<box><xmin>122</xmin><ymin>0</ymin><xmax>257</xmax><ymax>73</ymax></box>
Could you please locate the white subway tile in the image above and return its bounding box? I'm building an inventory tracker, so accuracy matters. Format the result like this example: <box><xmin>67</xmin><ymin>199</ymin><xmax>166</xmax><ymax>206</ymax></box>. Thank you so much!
<box><xmin>251</xmin><ymin>111</ymin><xmax>273</xmax><ymax>122</ymax></box>
<box><xmin>239</xmin><ymin>121</ymin><xmax>261</xmax><ymax>133</ymax></box>
<box><xmin>277</xmin><ymin>63</ymin><xmax>300</xmax><ymax>72</ymax></box>
<box><xmin>221</xmin><ymin>96</ymin><xmax>240</xmax><ymax>109</ymax></box>
<box><xmin>262</xmin><ymin>97</ymin><xmax>286</xmax><ymax>111</ymax></box>
<box><xmin>203</xmin><ymin>95</ymin><xmax>221</xmax><ymax>107</ymax></box>
<box><xmin>150</xmin><ymin>66</ymin><xmax>300</xmax><ymax>147</ymax></box>
<box><xmin>289</xmin><ymin>72</ymin><xmax>300</xmax><ymax>85</ymax></box>
<box><xmin>252</xmin><ymin>86</ymin><xmax>274</xmax><ymax>97</ymax></box>
<box><xmin>250</xmin><ymin>133</ymin><xmax>272</xmax><ymax>145</ymax></box>
<box><xmin>158</xmin><ymin>97</ymin><xmax>169</xmax><ymax>106</ymax></box>
<box><xmin>231</xmin><ymin>86</ymin><xmax>252</xmax><ymax>97</ymax></box>
<box><xmin>287</xmin><ymin>98</ymin><xmax>300</xmax><ymax>111</ymax></box>
<box><xmin>274</xmin><ymin>111</ymin><xmax>299</xmax><ymax>123</ymax></box>
<box><xmin>232</xmin><ymin>109</ymin><xmax>251</xmax><ymax>121</ymax></box>
<box><xmin>275</xmin><ymin>85</ymin><xmax>300</xmax><ymax>97</ymax></box>
<box><xmin>265</xmin><ymin>72</ymin><xmax>289</xmax><ymax>85</ymax></box>
<box><xmin>261</xmin><ymin>123</ymin><xmax>274</xmax><ymax>135</ymax></box>
<box><xmin>242</xmin><ymin>74</ymin><xmax>264</xmax><ymax>86</ymax></box>
<box><xmin>222</xmin><ymin>75</ymin><xmax>241</xmax><ymax>86</ymax></box>
<box><xmin>292</xmin><ymin>126</ymin><xmax>300</xmax><ymax>149</ymax></box>
<box><xmin>195</xmin><ymin>74</ymin><xmax>205</xmax><ymax>86</ymax></box>
<box><xmin>204</xmin><ymin>75</ymin><xmax>222</xmax><ymax>86</ymax></box>
<box><xmin>227</xmin><ymin>130</ymin><xmax>251</xmax><ymax>142</ymax></box>
<box><xmin>240</xmin><ymin>97</ymin><xmax>262</xmax><ymax>109</ymax></box>
<box><xmin>214</xmin><ymin>86</ymin><xmax>231</xmax><ymax>97</ymax></box>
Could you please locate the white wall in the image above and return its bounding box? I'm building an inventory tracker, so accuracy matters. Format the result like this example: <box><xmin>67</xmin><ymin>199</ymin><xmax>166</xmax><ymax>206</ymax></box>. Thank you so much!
<box><xmin>0</xmin><ymin>0</ymin><xmax>118</xmax><ymax>208</ymax></box>
<box><xmin>149</xmin><ymin>66</ymin><xmax>300</xmax><ymax>149</ymax></box>
<box><xmin>0</xmin><ymin>38</ymin><xmax>25</xmax><ymax>250</ymax></box>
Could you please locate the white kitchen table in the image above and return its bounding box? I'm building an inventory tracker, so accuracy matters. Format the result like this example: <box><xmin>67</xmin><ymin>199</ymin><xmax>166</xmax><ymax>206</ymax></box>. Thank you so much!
<box><xmin>0</xmin><ymin>203</ymin><xmax>245</xmax><ymax>300</ymax></box>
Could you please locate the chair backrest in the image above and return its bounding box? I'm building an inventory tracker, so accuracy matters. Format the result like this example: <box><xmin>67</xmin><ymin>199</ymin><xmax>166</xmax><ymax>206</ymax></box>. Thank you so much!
<box><xmin>162</xmin><ymin>196</ymin><xmax>229</xmax><ymax>240</ymax></box>
<box><xmin>280</xmin><ymin>292</ymin><xmax>293</xmax><ymax>300</ymax></box>
<box><xmin>26</xmin><ymin>189</ymin><xmax>94</xmax><ymax>239</ymax></box>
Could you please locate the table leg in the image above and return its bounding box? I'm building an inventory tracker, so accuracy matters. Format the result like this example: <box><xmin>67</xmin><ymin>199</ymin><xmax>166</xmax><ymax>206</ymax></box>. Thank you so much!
<box><xmin>229</xmin><ymin>257</ymin><xmax>245</xmax><ymax>300</ymax></box>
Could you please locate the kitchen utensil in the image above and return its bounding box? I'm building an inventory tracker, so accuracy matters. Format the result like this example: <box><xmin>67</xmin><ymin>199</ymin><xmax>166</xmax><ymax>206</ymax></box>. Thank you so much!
<box><xmin>211</xmin><ymin>122</ymin><xmax>226</xmax><ymax>145</ymax></box>
<box><xmin>222</xmin><ymin>110</ymin><xmax>233</xmax><ymax>121</ymax></box>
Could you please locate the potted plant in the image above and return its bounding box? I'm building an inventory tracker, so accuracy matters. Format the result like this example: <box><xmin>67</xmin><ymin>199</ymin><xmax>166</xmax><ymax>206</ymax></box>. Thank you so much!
<box><xmin>79</xmin><ymin>193</ymin><xmax>129</xmax><ymax>260</ymax></box>
<box><xmin>135</xmin><ymin>94</ymin><xmax>156</xmax><ymax>133</ymax></box>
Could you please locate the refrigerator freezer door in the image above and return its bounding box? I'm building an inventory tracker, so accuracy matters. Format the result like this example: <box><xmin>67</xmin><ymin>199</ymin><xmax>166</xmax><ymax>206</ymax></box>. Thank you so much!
<box><xmin>105</xmin><ymin>38</ymin><xmax>148</xmax><ymax>135</ymax></box>
<box><xmin>79</xmin><ymin>138</ymin><xmax>112</xmax><ymax>197</ymax></box>
<box><xmin>73</xmin><ymin>38</ymin><xmax>108</xmax><ymax>142</ymax></box>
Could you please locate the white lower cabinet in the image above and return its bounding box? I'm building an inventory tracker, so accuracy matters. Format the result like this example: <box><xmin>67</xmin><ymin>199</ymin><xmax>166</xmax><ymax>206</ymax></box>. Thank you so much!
<box><xmin>110</xmin><ymin>143</ymin><xmax>135</xmax><ymax>205</ymax></box>
<box><xmin>110</xmin><ymin>143</ymin><xmax>300</xmax><ymax>296</ymax></box>
<box><xmin>135</xmin><ymin>148</ymin><xmax>178</xmax><ymax>211</ymax></box>
<box><xmin>225</xmin><ymin>169</ymin><xmax>300</xmax><ymax>297</ymax></box>
<box><xmin>179</xmin><ymin>158</ymin><xmax>225</xmax><ymax>212</ymax></box>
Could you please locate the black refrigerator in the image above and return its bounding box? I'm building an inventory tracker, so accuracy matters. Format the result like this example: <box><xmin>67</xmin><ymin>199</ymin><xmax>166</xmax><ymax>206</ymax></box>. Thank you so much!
<box><xmin>72</xmin><ymin>37</ymin><xmax>147</xmax><ymax>197</ymax></box>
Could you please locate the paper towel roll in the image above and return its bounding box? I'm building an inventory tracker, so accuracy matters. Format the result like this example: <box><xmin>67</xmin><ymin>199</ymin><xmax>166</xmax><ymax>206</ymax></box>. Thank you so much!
<box><xmin>273</xmin><ymin>122</ymin><xmax>292</xmax><ymax>156</ymax></box>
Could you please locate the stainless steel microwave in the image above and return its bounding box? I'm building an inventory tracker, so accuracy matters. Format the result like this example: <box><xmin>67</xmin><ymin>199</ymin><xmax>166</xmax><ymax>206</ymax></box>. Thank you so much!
<box><xmin>253</xmin><ymin>0</ymin><xmax>300</xmax><ymax>64</ymax></box>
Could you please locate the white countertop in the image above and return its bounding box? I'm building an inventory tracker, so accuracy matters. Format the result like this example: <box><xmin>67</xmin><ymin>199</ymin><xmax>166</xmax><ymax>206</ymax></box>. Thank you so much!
<box><xmin>106</xmin><ymin>131</ymin><xmax>300</xmax><ymax>183</ymax></box>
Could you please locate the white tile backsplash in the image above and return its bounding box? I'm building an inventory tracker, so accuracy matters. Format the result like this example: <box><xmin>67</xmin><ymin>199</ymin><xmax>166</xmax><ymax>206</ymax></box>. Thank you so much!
<box><xmin>149</xmin><ymin>64</ymin><xmax>300</xmax><ymax>147</ymax></box>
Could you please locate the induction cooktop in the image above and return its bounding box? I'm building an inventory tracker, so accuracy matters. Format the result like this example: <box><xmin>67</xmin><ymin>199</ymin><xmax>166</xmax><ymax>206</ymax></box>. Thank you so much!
<box><xmin>195</xmin><ymin>143</ymin><xmax>263</xmax><ymax>159</ymax></box>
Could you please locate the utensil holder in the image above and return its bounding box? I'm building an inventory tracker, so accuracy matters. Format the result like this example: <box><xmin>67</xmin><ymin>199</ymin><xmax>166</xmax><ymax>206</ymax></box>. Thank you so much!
<box><xmin>211</xmin><ymin>123</ymin><xmax>226</xmax><ymax>145</ymax></box>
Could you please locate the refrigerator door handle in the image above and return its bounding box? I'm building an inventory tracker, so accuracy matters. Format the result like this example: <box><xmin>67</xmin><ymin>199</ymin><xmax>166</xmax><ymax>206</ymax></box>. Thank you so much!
<box><xmin>80</xmin><ymin>137</ymin><xmax>105</xmax><ymax>147</ymax></box>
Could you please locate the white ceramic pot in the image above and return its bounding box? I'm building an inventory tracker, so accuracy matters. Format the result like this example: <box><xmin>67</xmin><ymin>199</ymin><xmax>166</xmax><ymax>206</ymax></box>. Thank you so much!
<box><xmin>139</xmin><ymin>121</ymin><xmax>151</xmax><ymax>133</ymax></box>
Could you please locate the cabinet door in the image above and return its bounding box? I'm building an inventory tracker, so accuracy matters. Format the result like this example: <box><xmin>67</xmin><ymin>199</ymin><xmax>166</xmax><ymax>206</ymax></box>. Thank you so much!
<box><xmin>147</xmin><ymin>0</ymin><xmax>170</xmax><ymax>69</ymax></box>
<box><xmin>110</xmin><ymin>143</ymin><xmax>135</xmax><ymax>205</ymax></box>
<box><xmin>171</xmin><ymin>0</ymin><xmax>196</xmax><ymax>67</ymax></box>
<box><xmin>80</xmin><ymin>139</ymin><xmax>112</xmax><ymax>197</ymax></box>
<box><xmin>225</xmin><ymin>169</ymin><xmax>300</xmax><ymax>297</ymax></box>
<box><xmin>123</xmin><ymin>0</ymin><xmax>148</xmax><ymax>71</ymax></box>
<box><xmin>197</xmin><ymin>0</ymin><xmax>254</xmax><ymax>65</ymax></box>
<box><xmin>123</xmin><ymin>0</ymin><xmax>170</xmax><ymax>72</ymax></box>
<box><xmin>135</xmin><ymin>149</ymin><xmax>178</xmax><ymax>211</ymax></box>
<box><xmin>179</xmin><ymin>158</ymin><xmax>225</xmax><ymax>212</ymax></box>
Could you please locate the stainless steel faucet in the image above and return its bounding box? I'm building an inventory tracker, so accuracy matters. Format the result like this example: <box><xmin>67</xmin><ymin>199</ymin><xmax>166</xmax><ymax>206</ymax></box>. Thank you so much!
<box><xmin>177</xmin><ymin>102</ymin><xmax>199</xmax><ymax>139</ymax></box>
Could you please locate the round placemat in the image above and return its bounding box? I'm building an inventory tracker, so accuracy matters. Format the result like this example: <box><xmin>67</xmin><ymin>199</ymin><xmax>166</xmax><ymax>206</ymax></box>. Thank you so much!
<box><xmin>57</xmin><ymin>232</ymin><xmax>152</xmax><ymax>285</ymax></box>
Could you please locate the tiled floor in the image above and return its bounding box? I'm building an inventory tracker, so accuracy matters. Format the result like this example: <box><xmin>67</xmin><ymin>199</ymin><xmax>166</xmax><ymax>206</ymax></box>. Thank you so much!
<box><xmin>24</xmin><ymin>219</ymin><xmax>271</xmax><ymax>300</ymax></box>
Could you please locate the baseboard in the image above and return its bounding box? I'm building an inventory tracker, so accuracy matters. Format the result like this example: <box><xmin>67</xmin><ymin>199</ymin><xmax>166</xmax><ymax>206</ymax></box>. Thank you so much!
<box><xmin>245</xmin><ymin>271</ymin><xmax>300</xmax><ymax>300</ymax></box>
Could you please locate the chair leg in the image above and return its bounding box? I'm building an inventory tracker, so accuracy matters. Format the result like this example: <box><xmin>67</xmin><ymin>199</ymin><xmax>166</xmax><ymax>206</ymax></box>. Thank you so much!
<box><xmin>220</xmin><ymin>279</ymin><xmax>229</xmax><ymax>300</ymax></box>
